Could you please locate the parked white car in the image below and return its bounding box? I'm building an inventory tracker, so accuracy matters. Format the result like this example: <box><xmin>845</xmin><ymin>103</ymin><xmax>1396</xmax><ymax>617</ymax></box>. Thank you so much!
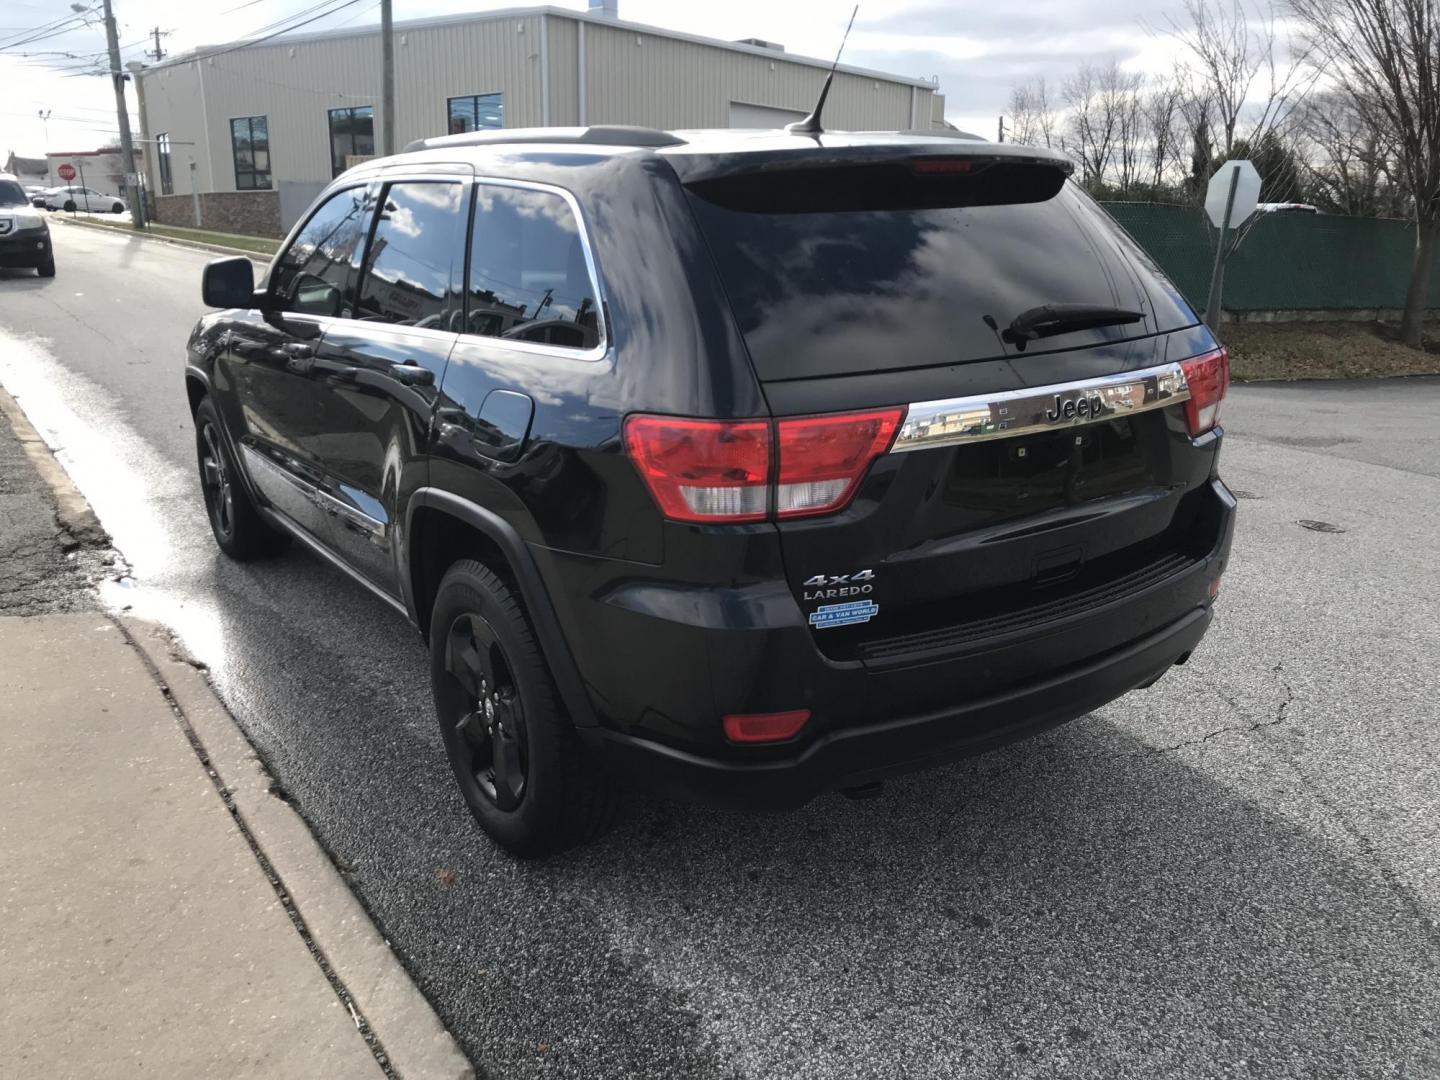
<box><xmin>44</xmin><ymin>186</ymin><xmax>126</xmax><ymax>214</ymax></box>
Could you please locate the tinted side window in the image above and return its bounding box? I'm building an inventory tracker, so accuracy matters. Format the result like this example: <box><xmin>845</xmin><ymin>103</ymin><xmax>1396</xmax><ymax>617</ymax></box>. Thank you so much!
<box><xmin>464</xmin><ymin>185</ymin><xmax>600</xmax><ymax>351</ymax></box>
<box><xmin>355</xmin><ymin>181</ymin><xmax>465</xmax><ymax>328</ymax></box>
<box><xmin>270</xmin><ymin>187</ymin><xmax>371</xmax><ymax>318</ymax></box>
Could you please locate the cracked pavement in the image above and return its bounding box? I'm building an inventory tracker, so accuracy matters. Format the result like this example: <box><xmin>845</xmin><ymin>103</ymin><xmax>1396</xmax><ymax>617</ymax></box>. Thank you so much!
<box><xmin>1</xmin><ymin>225</ymin><xmax>1438</xmax><ymax>1079</ymax></box>
<box><xmin>0</xmin><ymin>397</ymin><xmax>105</xmax><ymax>614</ymax></box>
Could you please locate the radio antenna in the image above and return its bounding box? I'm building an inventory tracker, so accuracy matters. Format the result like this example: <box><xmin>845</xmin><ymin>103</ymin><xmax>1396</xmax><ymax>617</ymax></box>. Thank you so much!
<box><xmin>785</xmin><ymin>5</ymin><xmax>859</xmax><ymax>137</ymax></box>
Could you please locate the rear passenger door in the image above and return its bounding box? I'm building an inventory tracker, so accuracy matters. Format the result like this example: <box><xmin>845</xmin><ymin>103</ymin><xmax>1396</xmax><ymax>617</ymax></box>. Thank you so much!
<box><xmin>307</xmin><ymin>174</ymin><xmax>468</xmax><ymax>591</ymax></box>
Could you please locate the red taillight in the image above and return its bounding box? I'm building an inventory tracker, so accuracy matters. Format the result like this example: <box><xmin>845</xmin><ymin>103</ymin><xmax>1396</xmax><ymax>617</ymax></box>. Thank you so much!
<box><xmin>623</xmin><ymin>416</ymin><xmax>770</xmax><ymax>523</ymax></box>
<box><xmin>722</xmin><ymin>709</ymin><xmax>811</xmax><ymax>744</ymax></box>
<box><xmin>625</xmin><ymin>407</ymin><xmax>904</xmax><ymax>524</ymax></box>
<box><xmin>775</xmin><ymin>408</ymin><xmax>904</xmax><ymax>518</ymax></box>
<box><xmin>1180</xmin><ymin>347</ymin><xmax>1229</xmax><ymax>436</ymax></box>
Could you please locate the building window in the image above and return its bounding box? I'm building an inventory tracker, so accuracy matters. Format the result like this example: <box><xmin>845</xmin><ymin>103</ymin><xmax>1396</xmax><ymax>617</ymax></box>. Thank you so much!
<box><xmin>230</xmin><ymin>115</ymin><xmax>271</xmax><ymax>190</ymax></box>
<box><xmin>447</xmin><ymin>93</ymin><xmax>503</xmax><ymax>135</ymax></box>
<box><xmin>327</xmin><ymin>106</ymin><xmax>374</xmax><ymax>178</ymax></box>
<box><xmin>156</xmin><ymin>132</ymin><xmax>173</xmax><ymax>195</ymax></box>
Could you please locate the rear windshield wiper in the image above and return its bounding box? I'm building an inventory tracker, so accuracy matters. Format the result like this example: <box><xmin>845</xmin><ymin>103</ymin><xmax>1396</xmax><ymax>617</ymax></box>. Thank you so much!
<box><xmin>1003</xmin><ymin>303</ymin><xmax>1144</xmax><ymax>346</ymax></box>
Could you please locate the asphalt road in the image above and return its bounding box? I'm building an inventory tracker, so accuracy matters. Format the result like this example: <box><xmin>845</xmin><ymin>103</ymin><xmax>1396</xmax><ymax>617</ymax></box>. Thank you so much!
<box><xmin>3</xmin><ymin>221</ymin><xmax>1438</xmax><ymax>1080</ymax></box>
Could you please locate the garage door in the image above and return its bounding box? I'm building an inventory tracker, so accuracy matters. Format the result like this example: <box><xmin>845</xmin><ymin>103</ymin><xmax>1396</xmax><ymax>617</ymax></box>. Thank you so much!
<box><xmin>728</xmin><ymin>101</ymin><xmax>806</xmax><ymax>129</ymax></box>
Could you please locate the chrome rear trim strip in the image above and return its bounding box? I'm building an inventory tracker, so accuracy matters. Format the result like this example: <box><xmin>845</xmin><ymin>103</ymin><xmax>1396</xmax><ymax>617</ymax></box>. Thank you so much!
<box><xmin>891</xmin><ymin>362</ymin><xmax>1191</xmax><ymax>453</ymax></box>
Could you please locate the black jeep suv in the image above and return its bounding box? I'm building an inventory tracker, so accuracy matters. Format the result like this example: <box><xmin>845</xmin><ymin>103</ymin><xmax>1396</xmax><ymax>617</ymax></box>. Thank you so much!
<box><xmin>188</xmin><ymin>127</ymin><xmax>1234</xmax><ymax>854</ymax></box>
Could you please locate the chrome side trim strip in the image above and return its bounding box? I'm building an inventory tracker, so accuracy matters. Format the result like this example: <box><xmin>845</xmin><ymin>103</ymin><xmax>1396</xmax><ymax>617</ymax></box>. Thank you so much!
<box><xmin>241</xmin><ymin>444</ymin><xmax>384</xmax><ymax>540</ymax></box>
<box><xmin>262</xmin><ymin>506</ymin><xmax>410</xmax><ymax>619</ymax></box>
<box><xmin>891</xmin><ymin>362</ymin><xmax>1191</xmax><ymax>453</ymax></box>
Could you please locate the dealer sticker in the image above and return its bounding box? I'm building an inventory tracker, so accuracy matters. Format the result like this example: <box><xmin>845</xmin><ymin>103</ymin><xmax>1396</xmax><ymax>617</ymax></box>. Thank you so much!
<box><xmin>808</xmin><ymin>599</ymin><xmax>879</xmax><ymax>630</ymax></box>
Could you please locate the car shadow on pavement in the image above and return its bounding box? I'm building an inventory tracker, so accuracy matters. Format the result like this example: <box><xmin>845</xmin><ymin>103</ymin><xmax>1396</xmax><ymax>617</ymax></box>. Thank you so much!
<box><xmin>0</xmin><ymin>268</ymin><xmax>52</xmax><ymax>287</ymax></box>
<box><xmin>550</xmin><ymin>715</ymin><xmax>1439</xmax><ymax>1079</ymax></box>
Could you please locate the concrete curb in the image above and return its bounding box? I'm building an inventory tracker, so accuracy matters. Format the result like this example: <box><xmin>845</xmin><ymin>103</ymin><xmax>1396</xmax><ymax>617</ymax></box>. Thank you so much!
<box><xmin>120</xmin><ymin>618</ymin><xmax>476</xmax><ymax>1080</ymax></box>
<box><xmin>0</xmin><ymin>384</ymin><xmax>107</xmax><ymax>549</ymax></box>
<box><xmin>51</xmin><ymin>214</ymin><xmax>274</xmax><ymax>266</ymax></box>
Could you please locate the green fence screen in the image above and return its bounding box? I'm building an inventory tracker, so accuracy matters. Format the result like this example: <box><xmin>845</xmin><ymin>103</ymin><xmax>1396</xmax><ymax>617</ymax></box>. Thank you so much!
<box><xmin>1100</xmin><ymin>202</ymin><xmax>1434</xmax><ymax>313</ymax></box>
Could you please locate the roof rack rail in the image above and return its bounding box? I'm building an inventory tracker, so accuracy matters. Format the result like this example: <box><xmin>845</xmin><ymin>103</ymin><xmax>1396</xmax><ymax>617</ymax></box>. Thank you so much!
<box><xmin>403</xmin><ymin>125</ymin><xmax>686</xmax><ymax>153</ymax></box>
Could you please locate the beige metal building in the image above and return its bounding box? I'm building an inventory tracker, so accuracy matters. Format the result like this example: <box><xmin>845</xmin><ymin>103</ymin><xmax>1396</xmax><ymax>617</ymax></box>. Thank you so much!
<box><xmin>133</xmin><ymin>2</ymin><xmax>947</xmax><ymax>236</ymax></box>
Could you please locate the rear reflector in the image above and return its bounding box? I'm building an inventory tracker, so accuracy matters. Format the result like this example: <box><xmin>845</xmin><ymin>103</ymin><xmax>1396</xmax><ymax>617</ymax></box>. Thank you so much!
<box><xmin>623</xmin><ymin>416</ymin><xmax>770</xmax><ymax>523</ymax></box>
<box><xmin>722</xmin><ymin>709</ymin><xmax>811</xmax><ymax>744</ymax></box>
<box><xmin>1180</xmin><ymin>347</ymin><xmax>1229</xmax><ymax>436</ymax></box>
<box><xmin>775</xmin><ymin>408</ymin><xmax>905</xmax><ymax>518</ymax></box>
<box><xmin>625</xmin><ymin>407</ymin><xmax>904</xmax><ymax>524</ymax></box>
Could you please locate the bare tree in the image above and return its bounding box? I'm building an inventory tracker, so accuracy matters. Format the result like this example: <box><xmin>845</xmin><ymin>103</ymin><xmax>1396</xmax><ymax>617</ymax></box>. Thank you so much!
<box><xmin>1063</xmin><ymin>60</ymin><xmax>1144</xmax><ymax>190</ymax></box>
<box><xmin>1144</xmin><ymin>80</ymin><xmax>1190</xmax><ymax>191</ymax></box>
<box><xmin>1007</xmin><ymin>78</ymin><xmax>1059</xmax><ymax>148</ymax></box>
<box><xmin>1166</xmin><ymin>1</ymin><xmax>1316</xmax><ymax>159</ymax></box>
<box><xmin>1292</xmin><ymin>0</ymin><xmax>1440</xmax><ymax>346</ymax></box>
<box><xmin>1294</xmin><ymin>92</ymin><xmax>1404</xmax><ymax>216</ymax></box>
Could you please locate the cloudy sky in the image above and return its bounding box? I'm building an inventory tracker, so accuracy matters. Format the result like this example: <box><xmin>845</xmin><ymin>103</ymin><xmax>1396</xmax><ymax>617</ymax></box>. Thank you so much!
<box><xmin>1</xmin><ymin>0</ymin><xmax>1195</xmax><ymax>157</ymax></box>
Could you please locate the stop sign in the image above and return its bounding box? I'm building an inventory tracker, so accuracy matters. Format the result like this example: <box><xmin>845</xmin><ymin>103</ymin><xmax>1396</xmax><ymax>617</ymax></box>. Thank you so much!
<box><xmin>1204</xmin><ymin>160</ymin><xmax>1261</xmax><ymax>229</ymax></box>
<box><xmin>57</xmin><ymin>163</ymin><xmax>76</xmax><ymax>182</ymax></box>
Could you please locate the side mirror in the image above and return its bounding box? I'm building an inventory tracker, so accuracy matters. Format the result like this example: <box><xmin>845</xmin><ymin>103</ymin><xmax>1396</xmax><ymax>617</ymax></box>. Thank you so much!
<box><xmin>202</xmin><ymin>257</ymin><xmax>257</xmax><ymax>309</ymax></box>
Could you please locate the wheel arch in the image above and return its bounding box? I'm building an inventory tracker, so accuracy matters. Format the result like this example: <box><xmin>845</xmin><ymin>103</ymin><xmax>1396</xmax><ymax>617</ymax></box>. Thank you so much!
<box><xmin>185</xmin><ymin>366</ymin><xmax>209</xmax><ymax>416</ymax></box>
<box><xmin>405</xmin><ymin>489</ymin><xmax>597</xmax><ymax>728</ymax></box>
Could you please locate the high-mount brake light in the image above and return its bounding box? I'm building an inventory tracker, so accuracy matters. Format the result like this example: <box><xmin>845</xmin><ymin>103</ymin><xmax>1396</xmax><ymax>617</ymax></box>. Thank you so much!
<box><xmin>1180</xmin><ymin>347</ymin><xmax>1229</xmax><ymax>436</ymax></box>
<box><xmin>625</xmin><ymin>407</ymin><xmax>905</xmax><ymax>524</ymax></box>
<box><xmin>911</xmin><ymin>158</ymin><xmax>976</xmax><ymax>174</ymax></box>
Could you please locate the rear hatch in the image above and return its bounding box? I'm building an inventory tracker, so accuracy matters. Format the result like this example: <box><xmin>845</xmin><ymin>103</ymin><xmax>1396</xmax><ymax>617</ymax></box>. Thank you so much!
<box><xmin>679</xmin><ymin>141</ymin><xmax>1223</xmax><ymax>673</ymax></box>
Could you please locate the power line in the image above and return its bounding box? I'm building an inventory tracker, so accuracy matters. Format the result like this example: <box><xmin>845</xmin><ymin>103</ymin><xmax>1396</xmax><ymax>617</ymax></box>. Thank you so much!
<box><xmin>117</xmin><ymin>0</ymin><xmax>368</xmax><ymax>75</ymax></box>
<box><xmin>0</xmin><ymin>9</ymin><xmax>96</xmax><ymax>49</ymax></box>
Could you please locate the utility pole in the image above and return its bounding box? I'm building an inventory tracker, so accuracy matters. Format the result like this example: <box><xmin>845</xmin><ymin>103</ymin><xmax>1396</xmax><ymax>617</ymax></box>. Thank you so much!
<box><xmin>149</xmin><ymin>26</ymin><xmax>165</xmax><ymax>62</ymax></box>
<box><xmin>997</xmin><ymin>115</ymin><xmax>1005</xmax><ymax>143</ymax></box>
<box><xmin>380</xmin><ymin>0</ymin><xmax>395</xmax><ymax>156</ymax></box>
<box><xmin>37</xmin><ymin>109</ymin><xmax>52</xmax><ymax>151</ymax></box>
<box><xmin>101</xmin><ymin>0</ymin><xmax>145</xmax><ymax>230</ymax></box>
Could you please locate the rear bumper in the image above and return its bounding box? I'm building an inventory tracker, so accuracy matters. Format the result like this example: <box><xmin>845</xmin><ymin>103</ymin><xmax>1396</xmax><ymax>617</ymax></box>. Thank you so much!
<box><xmin>588</xmin><ymin>604</ymin><xmax>1211</xmax><ymax>810</ymax></box>
<box><xmin>551</xmin><ymin>474</ymin><xmax>1234</xmax><ymax>808</ymax></box>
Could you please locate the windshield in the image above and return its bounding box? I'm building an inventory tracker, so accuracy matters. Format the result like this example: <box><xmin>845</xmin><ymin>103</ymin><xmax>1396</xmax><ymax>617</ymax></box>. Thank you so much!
<box><xmin>0</xmin><ymin>180</ymin><xmax>28</xmax><ymax>207</ymax></box>
<box><xmin>687</xmin><ymin>179</ymin><xmax>1198</xmax><ymax>382</ymax></box>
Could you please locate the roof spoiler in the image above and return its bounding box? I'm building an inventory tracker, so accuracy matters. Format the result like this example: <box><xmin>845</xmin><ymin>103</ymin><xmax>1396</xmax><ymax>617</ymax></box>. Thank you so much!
<box><xmin>669</xmin><ymin>139</ymin><xmax>1075</xmax><ymax>185</ymax></box>
<box><xmin>403</xmin><ymin>125</ymin><xmax>686</xmax><ymax>153</ymax></box>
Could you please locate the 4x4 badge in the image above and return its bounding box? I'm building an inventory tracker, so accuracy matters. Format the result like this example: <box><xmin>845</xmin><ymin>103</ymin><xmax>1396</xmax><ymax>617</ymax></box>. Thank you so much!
<box><xmin>803</xmin><ymin>568</ymin><xmax>875</xmax><ymax>605</ymax></box>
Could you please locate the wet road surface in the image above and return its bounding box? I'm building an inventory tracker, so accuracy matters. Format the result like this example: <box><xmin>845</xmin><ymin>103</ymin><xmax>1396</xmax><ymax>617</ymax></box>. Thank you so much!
<box><xmin>2</xmin><ymin>221</ymin><xmax>1438</xmax><ymax>1079</ymax></box>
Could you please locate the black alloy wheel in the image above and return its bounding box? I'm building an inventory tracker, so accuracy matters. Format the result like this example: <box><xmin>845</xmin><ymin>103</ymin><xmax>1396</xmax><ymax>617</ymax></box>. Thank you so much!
<box><xmin>428</xmin><ymin>559</ymin><xmax>618</xmax><ymax>855</ymax></box>
<box><xmin>441</xmin><ymin>611</ymin><xmax>529</xmax><ymax>812</ymax></box>
<box><xmin>199</xmin><ymin>420</ymin><xmax>236</xmax><ymax>542</ymax></box>
<box><xmin>192</xmin><ymin>396</ymin><xmax>289</xmax><ymax>560</ymax></box>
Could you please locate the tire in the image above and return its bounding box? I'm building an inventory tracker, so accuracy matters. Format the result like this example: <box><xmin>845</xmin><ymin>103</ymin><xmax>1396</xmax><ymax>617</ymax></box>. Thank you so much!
<box><xmin>194</xmin><ymin>396</ymin><xmax>289</xmax><ymax>560</ymax></box>
<box><xmin>111</xmin><ymin>203</ymin><xmax>124</xmax><ymax>214</ymax></box>
<box><xmin>36</xmin><ymin>257</ymin><xmax>55</xmax><ymax>278</ymax></box>
<box><xmin>62</xmin><ymin>200</ymin><xmax>75</xmax><ymax>212</ymax></box>
<box><xmin>430</xmin><ymin>559</ymin><xmax>618</xmax><ymax>856</ymax></box>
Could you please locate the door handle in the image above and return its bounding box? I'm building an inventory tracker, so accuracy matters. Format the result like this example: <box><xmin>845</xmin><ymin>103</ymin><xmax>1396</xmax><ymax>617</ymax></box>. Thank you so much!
<box><xmin>390</xmin><ymin>361</ymin><xmax>435</xmax><ymax>387</ymax></box>
<box><xmin>283</xmin><ymin>343</ymin><xmax>315</xmax><ymax>359</ymax></box>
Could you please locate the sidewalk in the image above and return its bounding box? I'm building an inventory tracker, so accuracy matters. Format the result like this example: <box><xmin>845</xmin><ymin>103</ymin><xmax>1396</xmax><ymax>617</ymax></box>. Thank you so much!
<box><xmin>0</xmin><ymin>392</ymin><xmax>472</xmax><ymax>1079</ymax></box>
<box><xmin>0</xmin><ymin>614</ymin><xmax>387</xmax><ymax>1078</ymax></box>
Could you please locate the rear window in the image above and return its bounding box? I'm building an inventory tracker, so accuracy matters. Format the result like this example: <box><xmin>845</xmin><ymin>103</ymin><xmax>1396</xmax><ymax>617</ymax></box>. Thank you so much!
<box><xmin>0</xmin><ymin>180</ymin><xmax>27</xmax><ymax>207</ymax></box>
<box><xmin>686</xmin><ymin>168</ymin><xmax>1196</xmax><ymax>382</ymax></box>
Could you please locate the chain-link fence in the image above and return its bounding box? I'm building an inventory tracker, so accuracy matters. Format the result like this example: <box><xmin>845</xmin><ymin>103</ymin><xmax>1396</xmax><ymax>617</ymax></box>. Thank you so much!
<box><xmin>1101</xmin><ymin>202</ymin><xmax>1433</xmax><ymax>313</ymax></box>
